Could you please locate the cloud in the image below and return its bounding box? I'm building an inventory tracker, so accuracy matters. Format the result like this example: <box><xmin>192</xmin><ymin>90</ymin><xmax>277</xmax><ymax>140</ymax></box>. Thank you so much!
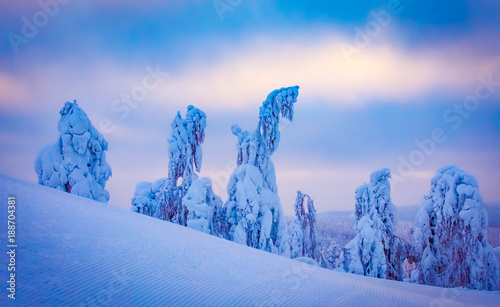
<box><xmin>0</xmin><ymin>73</ymin><xmax>28</xmax><ymax>108</ymax></box>
<box><xmin>149</xmin><ymin>33</ymin><xmax>500</xmax><ymax>110</ymax></box>
<box><xmin>2</xmin><ymin>21</ymin><xmax>500</xmax><ymax>215</ymax></box>
<box><xmin>2</xmin><ymin>29</ymin><xmax>499</xmax><ymax>116</ymax></box>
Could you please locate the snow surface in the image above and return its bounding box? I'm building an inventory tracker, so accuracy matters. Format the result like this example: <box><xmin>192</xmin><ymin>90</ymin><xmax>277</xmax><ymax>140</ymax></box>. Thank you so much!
<box><xmin>1</xmin><ymin>175</ymin><xmax>499</xmax><ymax>306</ymax></box>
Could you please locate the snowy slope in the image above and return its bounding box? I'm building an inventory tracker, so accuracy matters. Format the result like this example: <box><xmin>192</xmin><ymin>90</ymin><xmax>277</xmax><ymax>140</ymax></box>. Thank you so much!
<box><xmin>0</xmin><ymin>175</ymin><xmax>499</xmax><ymax>306</ymax></box>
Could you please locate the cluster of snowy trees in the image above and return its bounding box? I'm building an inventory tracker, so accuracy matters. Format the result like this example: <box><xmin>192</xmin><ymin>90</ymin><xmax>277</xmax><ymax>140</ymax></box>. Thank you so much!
<box><xmin>36</xmin><ymin>96</ymin><xmax>499</xmax><ymax>291</ymax></box>
<box><xmin>35</xmin><ymin>88</ymin><xmax>321</xmax><ymax>262</ymax></box>
<box><xmin>336</xmin><ymin>166</ymin><xmax>499</xmax><ymax>290</ymax></box>
<box><xmin>131</xmin><ymin>106</ymin><xmax>208</xmax><ymax>222</ymax></box>
<box><xmin>35</xmin><ymin>100</ymin><xmax>112</xmax><ymax>203</ymax></box>
<box><xmin>130</xmin><ymin>85</ymin><xmax>326</xmax><ymax>262</ymax></box>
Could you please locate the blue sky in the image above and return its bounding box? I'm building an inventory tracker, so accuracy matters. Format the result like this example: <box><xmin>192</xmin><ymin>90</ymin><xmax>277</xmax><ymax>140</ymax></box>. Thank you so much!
<box><xmin>1</xmin><ymin>0</ymin><xmax>500</xmax><ymax>214</ymax></box>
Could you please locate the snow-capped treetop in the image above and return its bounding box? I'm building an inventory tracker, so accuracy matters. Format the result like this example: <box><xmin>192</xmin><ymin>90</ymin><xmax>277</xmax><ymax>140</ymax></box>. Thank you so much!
<box><xmin>168</xmin><ymin>105</ymin><xmax>206</xmax><ymax>186</ymax></box>
<box><xmin>430</xmin><ymin>164</ymin><xmax>478</xmax><ymax>190</ymax></box>
<box><xmin>186</xmin><ymin>105</ymin><xmax>207</xmax><ymax>148</ymax></box>
<box><xmin>233</xmin><ymin>86</ymin><xmax>299</xmax><ymax>166</ymax></box>
<box><xmin>35</xmin><ymin>100</ymin><xmax>111</xmax><ymax>203</ymax></box>
<box><xmin>371</xmin><ymin>168</ymin><xmax>396</xmax><ymax>239</ymax></box>
<box><xmin>370</xmin><ymin>168</ymin><xmax>391</xmax><ymax>201</ymax></box>
<box><xmin>231</xmin><ymin>124</ymin><xmax>252</xmax><ymax>167</ymax></box>
<box><xmin>258</xmin><ymin>86</ymin><xmax>299</xmax><ymax>155</ymax></box>
<box><xmin>354</xmin><ymin>183</ymin><xmax>375</xmax><ymax>222</ymax></box>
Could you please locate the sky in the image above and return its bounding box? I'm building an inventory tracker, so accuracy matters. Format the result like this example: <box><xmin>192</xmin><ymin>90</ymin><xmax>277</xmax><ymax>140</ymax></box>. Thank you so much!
<box><xmin>1</xmin><ymin>0</ymin><xmax>500</xmax><ymax>216</ymax></box>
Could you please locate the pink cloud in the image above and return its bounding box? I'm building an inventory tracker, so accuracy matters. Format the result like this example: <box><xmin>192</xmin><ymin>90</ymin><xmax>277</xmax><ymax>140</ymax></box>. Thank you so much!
<box><xmin>0</xmin><ymin>73</ymin><xmax>29</xmax><ymax>109</ymax></box>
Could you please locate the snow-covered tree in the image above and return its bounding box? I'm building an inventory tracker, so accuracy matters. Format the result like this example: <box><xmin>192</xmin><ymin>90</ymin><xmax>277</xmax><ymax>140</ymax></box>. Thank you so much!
<box><xmin>323</xmin><ymin>243</ymin><xmax>345</xmax><ymax>271</ymax></box>
<box><xmin>211</xmin><ymin>195</ymin><xmax>231</xmax><ymax>239</ymax></box>
<box><xmin>370</xmin><ymin>169</ymin><xmax>413</xmax><ymax>281</ymax></box>
<box><xmin>412</xmin><ymin>165</ymin><xmax>499</xmax><ymax>290</ymax></box>
<box><xmin>289</xmin><ymin>191</ymin><xmax>319</xmax><ymax>261</ymax></box>
<box><xmin>343</xmin><ymin>182</ymin><xmax>387</xmax><ymax>278</ymax></box>
<box><xmin>370</xmin><ymin>169</ymin><xmax>396</xmax><ymax>244</ymax></box>
<box><xmin>131</xmin><ymin>105</ymin><xmax>207</xmax><ymax>224</ymax></box>
<box><xmin>224</xmin><ymin>86</ymin><xmax>299</xmax><ymax>256</ymax></box>
<box><xmin>131</xmin><ymin>179</ymin><xmax>166</xmax><ymax>217</ymax></box>
<box><xmin>342</xmin><ymin>168</ymin><xmax>413</xmax><ymax>280</ymax></box>
<box><xmin>183</xmin><ymin>177</ymin><xmax>224</xmax><ymax>235</ymax></box>
<box><xmin>155</xmin><ymin>105</ymin><xmax>207</xmax><ymax>225</ymax></box>
<box><xmin>35</xmin><ymin>100</ymin><xmax>112</xmax><ymax>203</ymax></box>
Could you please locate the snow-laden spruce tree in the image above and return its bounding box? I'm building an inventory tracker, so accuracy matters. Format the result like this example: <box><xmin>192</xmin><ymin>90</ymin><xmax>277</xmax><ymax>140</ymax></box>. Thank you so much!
<box><xmin>224</xmin><ymin>86</ymin><xmax>299</xmax><ymax>256</ymax></box>
<box><xmin>35</xmin><ymin>100</ymin><xmax>112</xmax><ymax>203</ymax></box>
<box><xmin>131</xmin><ymin>105</ymin><xmax>207</xmax><ymax>225</ymax></box>
<box><xmin>412</xmin><ymin>165</ymin><xmax>499</xmax><ymax>290</ymax></box>
<box><xmin>182</xmin><ymin>177</ymin><xmax>224</xmax><ymax>235</ymax></box>
<box><xmin>370</xmin><ymin>169</ymin><xmax>413</xmax><ymax>281</ymax></box>
<box><xmin>343</xmin><ymin>182</ymin><xmax>387</xmax><ymax>278</ymax></box>
<box><xmin>342</xmin><ymin>168</ymin><xmax>412</xmax><ymax>280</ymax></box>
<box><xmin>289</xmin><ymin>191</ymin><xmax>319</xmax><ymax>261</ymax></box>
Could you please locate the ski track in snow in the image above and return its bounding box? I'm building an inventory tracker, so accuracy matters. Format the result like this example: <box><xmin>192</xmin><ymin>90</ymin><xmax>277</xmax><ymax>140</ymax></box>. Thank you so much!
<box><xmin>0</xmin><ymin>175</ymin><xmax>499</xmax><ymax>306</ymax></box>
